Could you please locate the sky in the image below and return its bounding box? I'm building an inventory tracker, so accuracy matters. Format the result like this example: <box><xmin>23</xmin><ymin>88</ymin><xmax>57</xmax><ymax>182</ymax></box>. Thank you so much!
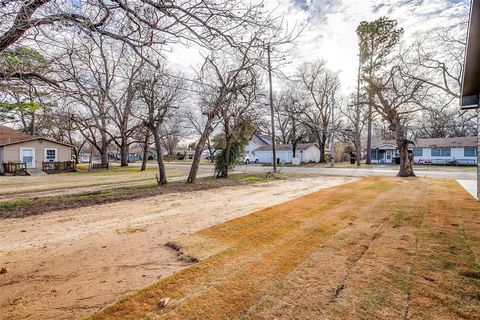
<box><xmin>285</xmin><ymin>0</ymin><xmax>469</xmax><ymax>92</ymax></box>
<box><xmin>167</xmin><ymin>0</ymin><xmax>470</xmax><ymax>95</ymax></box>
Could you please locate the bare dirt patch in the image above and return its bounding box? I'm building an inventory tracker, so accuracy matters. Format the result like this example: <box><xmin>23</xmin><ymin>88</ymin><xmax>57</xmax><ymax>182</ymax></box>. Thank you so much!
<box><xmin>0</xmin><ymin>176</ymin><xmax>353</xmax><ymax>320</ymax></box>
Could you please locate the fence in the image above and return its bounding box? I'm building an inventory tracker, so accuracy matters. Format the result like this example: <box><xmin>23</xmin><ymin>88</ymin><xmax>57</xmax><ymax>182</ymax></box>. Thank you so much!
<box><xmin>2</xmin><ymin>162</ymin><xmax>28</xmax><ymax>175</ymax></box>
<box><xmin>89</xmin><ymin>162</ymin><xmax>110</xmax><ymax>172</ymax></box>
<box><xmin>42</xmin><ymin>161</ymin><xmax>77</xmax><ymax>174</ymax></box>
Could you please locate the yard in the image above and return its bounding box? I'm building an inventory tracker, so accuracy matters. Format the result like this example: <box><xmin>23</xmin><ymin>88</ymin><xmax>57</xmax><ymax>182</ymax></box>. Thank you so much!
<box><xmin>90</xmin><ymin>177</ymin><xmax>480</xmax><ymax>320</ymax></box>
<box><xmin>0</xmin><ymin>165</ymin><xmax>212</xmax><ymax>199</ymax></box>
<box><xmin>1</xmin><ymin>175</ymin><xmax>479</xmax><ymax>320</ymax></box>
<box><xmin>0</xmin><ymin>174</ymin><xmax>353</xmax><ymax>320</ymax></box>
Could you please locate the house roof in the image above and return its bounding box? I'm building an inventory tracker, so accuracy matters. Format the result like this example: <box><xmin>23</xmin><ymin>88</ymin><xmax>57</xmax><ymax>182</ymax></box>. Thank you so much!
<box><xmin>0</xmin><ymin>125</ymin><xmax>74</xmax><ymax>147</ymax></box>
<box><xmin>255</xmin><ymin>143</ymin><xmax>318</xmax><ymax>152</ymax></box>
<box><xmin>255</xmin><ymin>134</ymin><xmax>273</xmax><ymax>145</ymax></box>
<box><xmin>0</xmin><ymin>125</ymin><xmax>32</xmax><ymax>145</ymax></box>
<box><xmin>372</xmin><ymin>137</ymin><xmax>477</xmax><ymax>149</ymax></box>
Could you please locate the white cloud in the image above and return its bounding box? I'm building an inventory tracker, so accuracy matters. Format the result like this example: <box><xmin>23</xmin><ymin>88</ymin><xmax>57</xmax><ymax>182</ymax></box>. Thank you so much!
<box><xmin>277</xmin><ymin>0</ymin><xmax>469</xmax><ymax>93</ymax></box>
<box><xmin>165</xmin><ymin>0</ymin><xmax>469</xmax><ymax>95</ymax></box>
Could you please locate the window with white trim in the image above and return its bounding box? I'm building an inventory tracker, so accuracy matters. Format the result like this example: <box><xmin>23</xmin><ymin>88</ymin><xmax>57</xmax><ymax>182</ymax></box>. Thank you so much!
<box><xmin>45</xmin><ymin>148</ymin><xmax>57</xmax><ymax>162</ymax></box>
<box><xmin>464</xmin><ymin>147</ymin><xmax>477</xmax><ymax>157</ymax></box>
<box><xmin>431</xmin><ymin>147</ymin><xmax>451</xmax><ymax>157</ymax></box>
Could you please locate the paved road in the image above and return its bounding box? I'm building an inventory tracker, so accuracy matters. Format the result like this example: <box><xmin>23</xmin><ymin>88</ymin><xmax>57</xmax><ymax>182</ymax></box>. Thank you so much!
<box><xmin>164</xmin><ymin>163</ymin><xmax>477</xmax><ymax>181</ymax></box>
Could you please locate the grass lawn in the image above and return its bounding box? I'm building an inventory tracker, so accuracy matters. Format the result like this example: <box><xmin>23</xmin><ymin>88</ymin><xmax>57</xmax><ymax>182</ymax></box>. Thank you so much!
<box><xmin>0</xmin><ymin>166</ymin><xmax>203</xmax><ymax>196</ymax></box>
<box><xmin>90</xmin><ymin>177</ymin><xmax>480</xmax><ymax>320</ymax></box>
<box><xmin>0</xmin><ymin>173</ymin><xmax>290</xmax><ymax>219</ymax></box>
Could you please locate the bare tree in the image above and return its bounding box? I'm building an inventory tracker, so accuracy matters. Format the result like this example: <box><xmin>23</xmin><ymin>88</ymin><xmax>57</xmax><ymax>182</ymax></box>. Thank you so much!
<box><xmin>340</xmin><ymin>93</ymin><xmax>368</xmax><ymax>164</ymax></box>
<box><xmin>0</xmin><ymin>0</ymin><xmax>277</xmax><ymax>55</ymax></box>
<box><xmin>216</xmin><ymin>78</ymin><xmax>260</xmax><ymax>178</ymax></box>
<box><xmin>186</xmin><ymin>42</ymin><xmax>261</xmax><ymax>183</ymax></box>
<box><xmin>364</xmin><ymin>63</ymin><xmax>427</xmax><ymax>177</ymax></box>
<box><xmin>296</xmin><ymin>60</ymin><xmax>340</xmax><ymax>162</ymax></box>
<box><xmin>140</xmin><ymin>67</ymin><xmax>183</xmax><ymax>185</ymax></box>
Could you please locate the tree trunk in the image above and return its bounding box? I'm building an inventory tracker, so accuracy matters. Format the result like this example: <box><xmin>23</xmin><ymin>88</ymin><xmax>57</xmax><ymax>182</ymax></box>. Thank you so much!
<box><xmin>101</xmin><ymin>139</ymin><xmax>108</xmax><ymax>165</ymax></box>
<box><xmin>366</xmin><ymin>104</ymin><xmax>372</xmax><ymax>165</ymax></box>
<box><xmin>218</xmin><ymin>138</ymin><xmax>232</xmax><ymax>179</ymax></box>
<box><xmin>187</xmin><ymin>116</ymin><xmax>214</xmax><ymax>183</ymax></box>
<box><xmin>318</xmin><ymin>133</ymin><xmax>327</xmax><ymax>163</ymax></box>
<box><xmin>152</xmin><ymin>125</ymin><xmax>167</xmax><ymax>185</ymax></box>
<box><xmin>120</xmin><ymin>139</ymin><xmax>129</xmax><ymax>167</ymax></box>
<box><xmin>319</xmin><ymin>142</ymin><xmax>326</xmax><ymax>163</ymax></box>
<box><xmin>397</xmin><ymin>139</ymin><xmax>415</xmax><ymax>177</ymax></box>
<box><xmin>141</xmin><ymin>133</ymin><xmax>149</xmax><ymax>171</ymax></box>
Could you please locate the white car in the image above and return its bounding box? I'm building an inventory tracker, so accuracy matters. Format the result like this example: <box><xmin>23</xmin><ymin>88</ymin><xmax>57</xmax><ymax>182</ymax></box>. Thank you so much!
<box><xmin>240</xmin><ymin>154</ymin><xmax>258</xmax><ymax>164</ymax></box>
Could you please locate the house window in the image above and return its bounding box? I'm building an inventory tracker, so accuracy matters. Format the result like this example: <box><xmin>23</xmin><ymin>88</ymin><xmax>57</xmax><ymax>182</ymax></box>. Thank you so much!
<box><xmin>45</xmin><ymin>148</ymin><xmax>57</xmax><ymax>162</ymax></box>
<box><xmin>413</xmin><ymin>148</ymin><xmax>423</xmax><ymax>157</ymax></box>
<box><xmin>431</xmin><ymin>147</ymin><xmax>451</xmax><ymax>157</ymax></box>
<box><xmin>21</xmin><ymin>148</ymin><xmax>34</xmax><ymax>166</ymax></box>
<box><xmin>464</xmin><ymin>147</ymin><xmax>477</xmax><ymax>157</ymax></box>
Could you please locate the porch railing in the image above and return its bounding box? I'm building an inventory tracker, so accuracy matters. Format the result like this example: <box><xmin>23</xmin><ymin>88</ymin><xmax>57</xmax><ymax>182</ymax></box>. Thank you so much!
<box><xmin>42</xmin><ymin>161</ymin><xmax>77</xmax><ymax>174</ymax></box>
<box><xmin>2</xmin><ymin>162</ymin><xmax>28</xmax><ymax>175</ymax></box>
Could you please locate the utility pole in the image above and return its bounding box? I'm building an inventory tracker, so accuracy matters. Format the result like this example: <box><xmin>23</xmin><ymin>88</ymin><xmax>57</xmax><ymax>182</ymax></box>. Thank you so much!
<box><xmin>355</xmin><ymin>54</ymin><xmax>362</xmax><ymax>167</ymax></box>
<box><xmin>330</xmin><ymin>92</ymin><xmax>335</xmax><ymax>167</ymax></box>
<box><xmin>267</xmin><ymin>43</ymin><xmax>277</xmax><ymax>173</ymax></box>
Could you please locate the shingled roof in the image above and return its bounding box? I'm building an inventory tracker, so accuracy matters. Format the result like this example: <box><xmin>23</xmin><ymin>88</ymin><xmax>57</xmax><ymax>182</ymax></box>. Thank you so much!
<box><xmin>372</xmin><ymin>137</ymin><xmax>477</xmax><ymax>149</ymax></box>
<box><xmin>0</xmin><ymin>125</ymin><xmax>73</xmax><ymax>147</ymax></box>
<box><xmin>0</xmin><ymin>125</ymin><xmax>32</xmax><ymax>145</ymax></box>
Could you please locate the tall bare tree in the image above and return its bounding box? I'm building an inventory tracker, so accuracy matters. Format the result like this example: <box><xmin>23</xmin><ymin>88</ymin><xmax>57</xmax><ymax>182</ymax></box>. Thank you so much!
<box><xmin>357</xmin><ymin>17</ymin><xmax>404</xmax><ymax>164</ymax></box>
<box><xmin>140</xmin><ymin>67</ymin><xmax>183</xmax><ymax>185</ymax></box>
<box><xmin>364</xmin><ymin>62</ymin><xmax>427</xmax><ymax>177</ymax></box>
<box><xmin>296</xmin><ymin>60</ymin><xmax>340</xmax><ymax>162</ymax></box>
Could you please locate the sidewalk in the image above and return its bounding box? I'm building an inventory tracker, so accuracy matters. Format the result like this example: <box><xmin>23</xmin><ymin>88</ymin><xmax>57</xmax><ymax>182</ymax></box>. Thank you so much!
<box><xmin>457</xmin><ymin>179</ymin><xmax>478</xmax><ymax>200</ymax></box>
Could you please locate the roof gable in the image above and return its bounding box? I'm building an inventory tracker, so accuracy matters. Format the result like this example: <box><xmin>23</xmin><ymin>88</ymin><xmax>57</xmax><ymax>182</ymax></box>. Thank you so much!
<box><xmin>0</xmin><ymin>125</ymin><xmax>32</xmax><ymax>145</ymax></box>
<box><xmin>0</xmin><ymin>126</ymin><xmax>73</xmax><ymax>147</ymax></box>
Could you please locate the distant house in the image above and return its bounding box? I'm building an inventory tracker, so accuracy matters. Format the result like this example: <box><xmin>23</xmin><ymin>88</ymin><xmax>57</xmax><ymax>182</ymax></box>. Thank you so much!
<box><xmin>244</xmin><ymin>134</ymin><xmax>272</xmax><ymax>158</ymax></box>
<box><xmin>128</xmin><ymin>146</ymin><xmax>158</xmax><ymax>162</ymax></box>
<box><xmin>0</xmin><ymin>125</ymin><xmax>73</xmax><ymax>171</ymax></box>
<box><xmin>255</xmin><ymin>143</ymin><xmax>321</xmax><ymax>164</ymax></box>
<box><xmin>371</xmin><ymin>137</ymin><xmax>477</xmax><ymax>165</ymax></box>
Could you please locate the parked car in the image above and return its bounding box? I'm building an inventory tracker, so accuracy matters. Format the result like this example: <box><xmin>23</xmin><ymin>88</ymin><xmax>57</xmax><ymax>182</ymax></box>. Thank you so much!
<box><xmin>240</xmin><ymin>154</ymin><xmax>258</xmax><ymax>164</ymax></box>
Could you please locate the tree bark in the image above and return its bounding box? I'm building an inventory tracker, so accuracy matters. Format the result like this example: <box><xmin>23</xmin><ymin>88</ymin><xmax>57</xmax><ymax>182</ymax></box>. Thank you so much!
<box><xmin>101</xmin><ymin>139</ymin><xmax>108</xmax><ymax>165</ymax></box>
<box><xmin>187</xmin><ymin>116</ymin><xmax>214</xmax><ymax>183</ymax></box>
<box><xmin>397</xmin><ymin>139</ymin><xmax>415</xmax><ymax>177</ymax></box>
<box><xmin>141</xmin><ymin>133</ymin><xmax>149</xmax><ymax>171</ymax></box>
<box><xmin>120</xmin><ymin>139</ymin><xmax>129</xmax><ymax>167</ymax></box>
<box><xmin>366</xmin><ymin>104</ymin><xmax>372</xmax><ymax>164</ymax></box>
<box><xmin>395</xmin><ymin>122</ymin><xmax>415</xmax><ymax>177</ymax></box>
<box><xmin>152</xmin><ymin>125</ymin><xmax>167</xmax><ymax>185</ymax></box>
<box><xmin>319</xmin><ymin>141</ymin><xmax>326</xmax><ymax>163</ymax></box>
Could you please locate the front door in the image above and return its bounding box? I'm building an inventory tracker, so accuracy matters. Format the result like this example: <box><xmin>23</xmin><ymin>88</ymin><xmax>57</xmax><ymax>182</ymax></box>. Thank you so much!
<box><xmin>386</xmin><ymin>150</ymin><xmax>393</xmax><ymax>164</ymax></box>
<box><xmin>20</xmin><ymin>148</ymin><xmax>35</xmax><ymax>168</ymax></box>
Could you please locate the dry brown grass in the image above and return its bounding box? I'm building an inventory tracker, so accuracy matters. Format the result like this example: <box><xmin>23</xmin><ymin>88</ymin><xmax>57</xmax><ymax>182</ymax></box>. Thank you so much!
<box><xmin>89</xmin><ymin>177</ymin><xmax>480</xmax><ymax>320</ymax></box>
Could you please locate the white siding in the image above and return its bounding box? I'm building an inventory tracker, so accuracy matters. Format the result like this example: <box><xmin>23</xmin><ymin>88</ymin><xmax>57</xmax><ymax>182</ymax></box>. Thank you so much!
<box><xmin>414</xmin><ymin>147</ymin><xmax>476</xmax><ymax>164</ymax></box>
<box><xmin>256</xmin><ymin>146</ymin><xmax>321</xmax><ymax>164</ymax></box>
<box><xmin>256</xmin><ymin>151</ymin><xmax>274</xmax><ymax>164</ymax></box>
<box><xmin>301</xmin><ymin>146</ymin><xmax>321</xmax><ymax>162</ymax></box>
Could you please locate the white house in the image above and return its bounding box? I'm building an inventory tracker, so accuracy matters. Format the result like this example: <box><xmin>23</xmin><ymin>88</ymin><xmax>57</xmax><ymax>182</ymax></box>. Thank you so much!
<box><xmin>244</xmin><ymin>134</ymin><xmax>272</xmax><ymax>158</ymax></box>
<box><xmin>371</xmin><ymin>137</ymin><xmax>477</xmax><ymax>165</ymax></box>
<box><xmin>255</xmin><ymin>143</ymin><xmax>321</xmax><ymax>164</ymax></box>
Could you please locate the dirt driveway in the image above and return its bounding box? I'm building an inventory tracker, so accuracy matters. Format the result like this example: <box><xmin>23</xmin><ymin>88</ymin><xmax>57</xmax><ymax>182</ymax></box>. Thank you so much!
<box><xmin>0</xmin><ymin>176</ymin><xmax>354</xmax><ymax>320</ymax></box>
